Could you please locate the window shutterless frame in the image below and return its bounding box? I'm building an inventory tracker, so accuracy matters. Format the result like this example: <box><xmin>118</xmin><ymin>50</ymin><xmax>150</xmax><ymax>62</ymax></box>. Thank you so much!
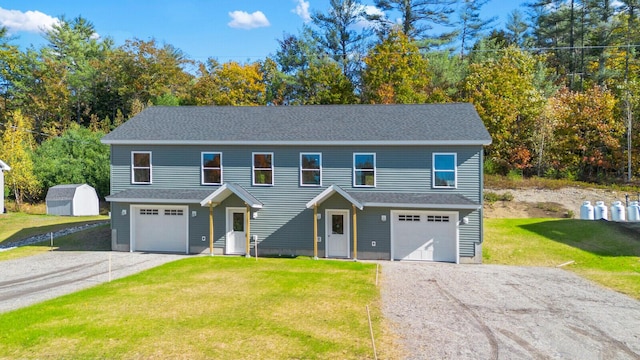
<box><xmin>201</xmin><ymin>152</ymin><xmax>223</xmax><ymax>185</ymax></box>
<box><xmin>252</xmin><ymin>152</ymin><xmax>274</xmax><ymax>186</ymax></box>
<box><xmin>353</xmin><ymin>153</ymin><xmax>376</xmax><ymax>187</ymax></box>
<box><xmin>300</xmin><ymin>152</ymin><xmax>322</xmax><ymax>187</ymax></box>
<box><xmin>432</xmin><ymin>152</ymin><xmax>457</xmax><ymax>188</ymax></box>
<box><xmin>131</xmin><ymin>151</ymin><xmax>152</xmax><ymax>184</ymax></box>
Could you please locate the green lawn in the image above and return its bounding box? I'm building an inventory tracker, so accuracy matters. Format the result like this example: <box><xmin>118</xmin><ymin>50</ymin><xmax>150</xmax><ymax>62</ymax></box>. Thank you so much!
<box><xmin>0</xmin><ymin>257</ymin><xmax>388</xmax><ymax>359</ymax></box>
<box><xmin>484</xmin><ymin>218</ymin><xmax>640</xmax><ymax>299</ymax></box>
<box><xmin>0</xmin><ymin>213</ymin><xmax>110</xmax><ymax>261</ymax></box>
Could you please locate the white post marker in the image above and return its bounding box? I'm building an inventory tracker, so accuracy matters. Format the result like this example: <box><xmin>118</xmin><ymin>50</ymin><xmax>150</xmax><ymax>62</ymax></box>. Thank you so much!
<box><xmin>50</xmin><ymin>232</ymin><xmax>53</xmax><ymax>250</ymax></box>
<box><xmin>109</xmin><ymin>253</ymin><xmax>112</xmax><ymax>282</ymax></box>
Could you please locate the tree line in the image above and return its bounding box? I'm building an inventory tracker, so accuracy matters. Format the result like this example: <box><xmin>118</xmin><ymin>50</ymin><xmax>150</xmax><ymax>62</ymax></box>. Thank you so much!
<box><xmin>2</xmin><ymin>0</ymin><xmax>640</xmax><ymax>208</ymax></box>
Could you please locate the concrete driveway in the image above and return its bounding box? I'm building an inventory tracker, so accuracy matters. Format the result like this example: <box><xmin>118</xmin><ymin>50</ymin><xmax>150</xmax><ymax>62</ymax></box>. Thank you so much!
<box><xmin>381</xmin><ymin>262</ymin><xmax>640</xmax><ymax>360</ymax></box>
<box><xmin>0</xmin><ymin>250</ymin><xmax>186</xmax><ymax>313</ymax></box>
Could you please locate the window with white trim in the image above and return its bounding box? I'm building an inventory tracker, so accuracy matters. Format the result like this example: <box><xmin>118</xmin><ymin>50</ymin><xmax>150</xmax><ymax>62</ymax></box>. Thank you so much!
<box><xmin>202</xmin><ymin>152</ymin><xmax>222</xmax><ymax>185</ymax></box>
<box><xmin>253</xmin><ymin>152</ymin><xmax>273</xmax><ymax>186</ymax></box>
<box><xmin>131</xmin><ymin>151</ymin><xmax>152</xmax><ymax>184</ymax></box>
<box><xmin>354</xmin><ymin>153</ymin><xmax>375</xmax><ymax>187</ymax></box>
<box><xmin>433</xmin><ymin>153</ymin><xmax>457</xmax><ymax>188</ymax></box>
<box><xmin>300</xmin><ymin>153</ymin><xmax>321</xmax><ymax>186</ymax></box>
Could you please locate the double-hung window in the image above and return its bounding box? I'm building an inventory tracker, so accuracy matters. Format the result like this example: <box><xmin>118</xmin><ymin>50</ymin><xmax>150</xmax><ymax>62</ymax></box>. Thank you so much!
<box><xmin>202</xmin><ymin>152</ymin><xmax>222</xmax><ymax>185</ymax></box>
<box><xmin>131</xmin><ymin>151</ymin><xmax>152</xmax><ymax>184</ymax></box>
<box><xmin>300</xmin><ymin>153</ymin><xmax>322</xmax><ymax>186</ymax></box>
<box><xmin>353</xmin><ymin>153</ymin><xmax>376</xmax><ymax>187</ymax></box>
<box><xmin>433</xmin><ymin>153</ymin><xmax>457</xmax><ymax>188</ymax></box>
<box><xmin>253</xmin><ymin>152</ymin><xmax>273</xmax><ymax>186</ymax></box>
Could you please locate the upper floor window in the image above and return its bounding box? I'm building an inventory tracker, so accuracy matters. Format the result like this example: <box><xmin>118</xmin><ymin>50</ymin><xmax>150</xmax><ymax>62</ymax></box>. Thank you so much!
<box><xmin>433</xmin><ymin>153</ymin><xmax>457</xmax><ymax>188</ymax></box>
<box><xmin>253</xmin><ymin>152</ymin><xmax>273</xmax><ymax>186</ymax></box>
<box><xmin>132</xmin><ymin>151</ymin><xmax>152</xmax><ymax>184</ymax></box>
<box><xmin>353</xmin><ymin>153</ymin><xmax>375</xmax><ymax>187</ymax></box>
<box><xmin>202</xmin><ymin>152</ymin><xmax>222</xmax><ymax>185</ymax></box>
<box><xmin>300</xmin><ymin>153</ymin><xmax>322</xmax><ymax>186</ymax></box>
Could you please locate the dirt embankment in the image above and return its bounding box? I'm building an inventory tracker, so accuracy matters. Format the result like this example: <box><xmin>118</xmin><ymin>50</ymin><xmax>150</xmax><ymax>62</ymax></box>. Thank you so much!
<box><xmin>484</xmin><ymin>187</ymin><xmax>636</xmax><ymax>219</ymax></box>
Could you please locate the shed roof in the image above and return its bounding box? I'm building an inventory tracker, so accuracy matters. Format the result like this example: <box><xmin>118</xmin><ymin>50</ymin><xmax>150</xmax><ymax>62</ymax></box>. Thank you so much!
<box><xmin>46</xmin><ymin>184</ymin><xmax>90</xmax><ymax>201</ymax></box>
<box><xmin>0</xmin><ymin>159</ymin><xmax>10</xmax><ymax>171</ymax></box>
<box><xmin>101</xmin><ymin>104</ymin><xmax>492</xmax><ymax>146</ymax></box>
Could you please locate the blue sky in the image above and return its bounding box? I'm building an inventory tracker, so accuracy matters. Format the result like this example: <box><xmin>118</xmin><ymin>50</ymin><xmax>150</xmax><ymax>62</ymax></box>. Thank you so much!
<box><xmin>1</xmin><ymin>0</ymin><xmax>522</xmax><ymax>63</ymax></box>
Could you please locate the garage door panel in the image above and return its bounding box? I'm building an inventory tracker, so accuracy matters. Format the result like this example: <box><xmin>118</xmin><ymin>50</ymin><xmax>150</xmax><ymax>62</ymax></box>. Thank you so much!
<box><xmin>133</xmin><ymin>206</ymin><xmax>187</xmax><ymax>253</ymax></box>
<box><xmin>392</xmin><ymin>211</ymin><xmax>457</xmax><ymax>262</ymax></box>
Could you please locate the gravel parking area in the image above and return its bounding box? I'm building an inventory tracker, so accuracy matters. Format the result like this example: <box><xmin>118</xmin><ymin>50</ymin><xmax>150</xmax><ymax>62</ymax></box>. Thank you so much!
<box><xmin>381</xmin><ymin>262</ymin><xmax>640</xmax><ymax>360</ymax></box>
<box><xmin>0</xmin><ymin>251</ymin><xmax>187</xmax><ymax>313</ymax></box>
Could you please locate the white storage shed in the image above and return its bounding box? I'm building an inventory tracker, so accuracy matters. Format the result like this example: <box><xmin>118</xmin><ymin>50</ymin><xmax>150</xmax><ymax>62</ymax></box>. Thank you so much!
<box><xmin>0</xmin><ymin>160</ymin><xmax>10</xmax><ymax>213</ymax></box>
<box><xmin>46</xmin><ymin>184</ymin><xmax>99</xmax><ymax>216</ymax></box>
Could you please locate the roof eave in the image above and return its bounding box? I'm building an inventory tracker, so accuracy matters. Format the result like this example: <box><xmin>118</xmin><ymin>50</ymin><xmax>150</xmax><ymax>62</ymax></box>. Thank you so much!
<box><xmin>362</xmin><ymin>202</ymin><xmax>481</xmax><ymax>210</ymax></box>
<box><xmin>101</xmin><ymin>139</ymin><xmax>493</xmax><ymax>146</ymax></box>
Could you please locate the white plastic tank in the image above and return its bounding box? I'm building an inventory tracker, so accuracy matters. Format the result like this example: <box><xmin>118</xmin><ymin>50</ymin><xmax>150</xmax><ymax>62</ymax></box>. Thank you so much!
<box><xmin>610</xmin><ymin>201</ymin><xmax>626</xmax><ymax>222</ymax></box>
<box><xmin>594</xmin><ymin>201</ymin><xmax>608</xmax><ymax>220</ymax></box>
<box><xmin>580</xmin><ymin>201</ymin><xmax>594</xmax><ymax>220</ymax></box>
<box><xmin>628</xmin><ymin>201</ymin><xmax>640</xmax><ymax>222</ymax></box>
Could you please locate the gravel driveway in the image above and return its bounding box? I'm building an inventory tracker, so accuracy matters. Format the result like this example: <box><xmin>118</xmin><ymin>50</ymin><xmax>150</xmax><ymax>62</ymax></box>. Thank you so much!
<box><xmin>381</xmin><ymin>262</ymin><xmax>640</xmax><ymax>360</ymax></box>
<box><xmin>0</xmin><ymin>251</ymin><xmax>186</xmax><ymax>313</ymax></box>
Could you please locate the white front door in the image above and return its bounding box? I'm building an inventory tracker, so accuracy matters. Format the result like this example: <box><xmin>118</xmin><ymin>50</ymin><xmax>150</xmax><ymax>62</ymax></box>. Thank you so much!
<box><xmin>325</xmin><ymin>210</ymin><xmax>349</xmax><ymax>258</ymax></box>
<box><xmin>226</xmin><ymin>208</ymin><xmax>246</xmax><ymax>255</ymax></box>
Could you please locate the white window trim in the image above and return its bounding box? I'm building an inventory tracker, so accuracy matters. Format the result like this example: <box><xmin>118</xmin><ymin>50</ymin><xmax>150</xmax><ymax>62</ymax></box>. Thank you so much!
<box><xmin>201</xmin><ymin>152</ymin><xmax>223</xmax><ymax>185</ymax></box>
<box><xmin>300</xmin><ymin>152</ymin><xmax>322</xmax><ymax>187</ymax></box>
<box><xmin>131</xmin><ymin>151</ymin><xmax>152</xmax><ymax>184</ymax></box>
<box><xmin>432</xmin><ymin>152</ymin><xmax>457</xmax><ymax>189</ymax></box>
<box><xmin>353</xmin><ymin>152</ymin><xmax>376</xmax><ymax>188</ymax></box>
<box><xmin>252</xmin><ymin>152</ymin><xmax>274</xmax><ymax>186</ymax></box>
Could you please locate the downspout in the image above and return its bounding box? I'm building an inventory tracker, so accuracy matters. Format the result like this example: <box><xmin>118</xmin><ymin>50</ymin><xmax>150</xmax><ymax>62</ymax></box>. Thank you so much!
<box><xmin>313</xmin><ymin>204</ymin><xmax>318</xmax><ymax>260</ymax></box>
<box><xmin>352</xmin><ymin>204</ymin><xmax>358</xmax><ymax>261</ymax></box>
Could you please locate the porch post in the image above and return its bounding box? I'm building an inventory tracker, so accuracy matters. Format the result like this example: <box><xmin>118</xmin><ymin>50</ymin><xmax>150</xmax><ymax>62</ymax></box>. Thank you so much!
<box><xmin>352</xmin><ymin>204</ymin><xmax>358</xmax><ymax>261</ymax></box>
<box><xmin>245</xmin><ymin>205</ymin><xmax>251</xmax><ymax>258</ymax></box>
<box><xmin>209</xmin><ymin>202</ymin><xmax>214</xmax><ymax>256</ymax></box>
<box><xmin>313</xmin><ymin>204</ymin><xmax>318</xmax><ymax>260</ymax></box>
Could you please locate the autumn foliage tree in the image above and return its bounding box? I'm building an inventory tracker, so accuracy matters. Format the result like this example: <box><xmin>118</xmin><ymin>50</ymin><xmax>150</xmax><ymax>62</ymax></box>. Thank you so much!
<box><xmin>0</xmin><ymin>110</ymin><xmax>39</xmax><ymax>209</ymax></box>
<box><xmin>362</xmin><ymin>29</ymin><xmax>431</xmax><ymax>104</ymax></box>
<box><xmin>463</xmin><ymin>46</ymin><xmax>546</xmax><ymax>172</ymax></box>
<box><xmin>546</xmin><ymin>86</ymin><xmax>625</xmax><ymax>180</ymax></box>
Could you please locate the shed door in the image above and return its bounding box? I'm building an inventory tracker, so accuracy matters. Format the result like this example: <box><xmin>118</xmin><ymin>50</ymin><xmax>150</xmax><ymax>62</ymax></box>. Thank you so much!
<box><xmin>392</xmin><ymin>211</ymin><xmax>457</xmax><ymax>262</ymax></box>
<box><xmin>132</xmin><ymin>205</ymin><xmax>188</xmax><ymax>253</ymax></box>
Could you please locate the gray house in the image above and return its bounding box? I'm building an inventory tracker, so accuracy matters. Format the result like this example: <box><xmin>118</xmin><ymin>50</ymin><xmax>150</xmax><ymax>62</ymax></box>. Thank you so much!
<box><xmin>0</xmin><ymin>159</ymin><xmax>10</xmax><ymax>213</ymax></box>
<box><xmin>102</xmin><ymin>104</ymin><xmax>492</xmax><ymax>263</ymax></box>
<box><xmin>46</xmin><ymin>184</ymin><xmax>100</xmax><ymax>216</ymax></box>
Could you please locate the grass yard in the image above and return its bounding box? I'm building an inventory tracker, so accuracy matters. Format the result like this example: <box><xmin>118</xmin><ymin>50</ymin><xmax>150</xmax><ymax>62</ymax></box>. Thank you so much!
<box><xmin>484</xmin><ymin>218</ymin><xmax>640</xmax><ymax>299</ymax></box>
<box><xmin>0</xmin><ymin>256</ymin><xmax>388</xmax><ymax>359</ymax></box>
<box><xmin>0</xmin><ymin>212</ymin><xmax>107</xmax><ymax>245</ymax></box>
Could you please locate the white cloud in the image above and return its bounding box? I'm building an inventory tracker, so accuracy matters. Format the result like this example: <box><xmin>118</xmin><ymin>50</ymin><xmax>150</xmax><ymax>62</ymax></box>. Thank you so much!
<box><xmin>228</xmin><ymin>10</ymin><xmax>270</xmax><ymax>29</ymax></box>
<box><xmin>292</xmin><ymin>0</ymin><xmax>311</xmax><ymax>23</ymax></box>
<box><xmin>0</xmin><ymin>7</ymin><xmax>60</xmax><ymax>33</ymax></box>
<box><xmin>354</xmin><ymin>5</ymin><xmax>384</xmax><ymax>29</ymax></box>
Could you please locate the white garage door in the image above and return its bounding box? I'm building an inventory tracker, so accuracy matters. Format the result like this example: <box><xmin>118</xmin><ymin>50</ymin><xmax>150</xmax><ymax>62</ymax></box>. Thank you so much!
<box><xmin>132</xmin><ymin>205</ymin><xmax>188</xmax><ymax>253</ymax></box>
<box><xmin>392</xmin><ymin>210</ymin><xmax>458</xmax><ymax>262</ymax></box>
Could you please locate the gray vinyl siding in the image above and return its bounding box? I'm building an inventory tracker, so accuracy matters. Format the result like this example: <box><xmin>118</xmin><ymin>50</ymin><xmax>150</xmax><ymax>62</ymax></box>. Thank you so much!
<box><xmin>109</xmin><ymin>144</ymin><xmax>483</xmax><ymax>257</ymax></box>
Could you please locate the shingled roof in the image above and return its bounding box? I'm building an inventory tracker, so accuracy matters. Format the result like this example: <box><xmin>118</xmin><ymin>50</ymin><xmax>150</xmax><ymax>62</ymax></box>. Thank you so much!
<box><xmin>101</xmin><ymin>104</ymin><xmax>492</xmax><ymax>146</ymax></box>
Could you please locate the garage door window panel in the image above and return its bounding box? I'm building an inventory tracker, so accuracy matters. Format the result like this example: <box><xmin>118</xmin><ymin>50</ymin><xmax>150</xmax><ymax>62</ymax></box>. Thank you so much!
<box><xmin>433</xmin><ymin>153</ymin><xmax>457</xmax><ymax>188</ymax></box>
<box><xmin>202</xmin><ymin>152</ymin><xmax>222</xmax><ymax>185</ymax></box>
<box><xmin>354</xmin><ymin>153</ymin><xmax>376</xmax><ymax>187</ymax></box>
<box><xmin>132</xmin><ymin>152</ymin><xmax>152</xmax><ymax>184</ymax></box>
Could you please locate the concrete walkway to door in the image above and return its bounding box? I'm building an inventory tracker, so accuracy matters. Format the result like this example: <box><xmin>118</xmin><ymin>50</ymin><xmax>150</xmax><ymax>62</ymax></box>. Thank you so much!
<box><xmin>380</xmin><ymin>262</ymin><xmax>640</xmax><ymax>360</ymax></box>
